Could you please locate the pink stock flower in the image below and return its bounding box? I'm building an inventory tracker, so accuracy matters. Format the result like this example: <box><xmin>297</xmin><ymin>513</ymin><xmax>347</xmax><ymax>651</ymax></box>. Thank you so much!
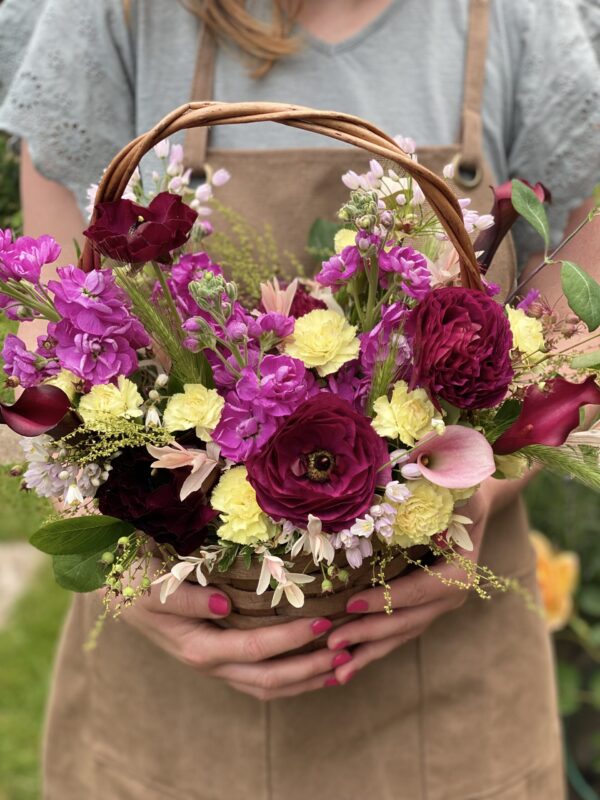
<box><xmin>402</xmin><ymin>426</ymin><xmax>496</xmax><ymax>488</ymax></box>
<box><xmin>493</xmin><ymin>376</ymin><xmax>600</xmax><ymax>455</ymax></box>
<box><xmin>147</xmin><ymin>441</ymin><xmax>221</xmax><ymax>501</ymax></box>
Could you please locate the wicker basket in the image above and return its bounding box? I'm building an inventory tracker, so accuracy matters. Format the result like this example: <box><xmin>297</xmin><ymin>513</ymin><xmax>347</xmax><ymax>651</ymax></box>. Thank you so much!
<box><xmin>80</xmin><ymin>102</ymin><xmax>482</xmax><ymax>628</ymax></box>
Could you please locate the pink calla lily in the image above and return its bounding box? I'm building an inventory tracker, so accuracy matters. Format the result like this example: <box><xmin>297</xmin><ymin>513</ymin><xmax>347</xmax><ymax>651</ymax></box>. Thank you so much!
<box><xmin>0</xmin><ymin>385</ymin><xmax>71</xmax><ymax>437</ymax></box>
<box><xmin>405</xmin><ymin>425</ymin><xmax>496</xmax><ymax>488</ymax></box>
<box><xmin>493</xmin><ymin>376</ymin><xmax>600</xmax><ymax>455</ymax></box>
<box><xmin>474</xmin><ymin>180</ymin><xmax>551</xmax><ymax>273</ymax></box>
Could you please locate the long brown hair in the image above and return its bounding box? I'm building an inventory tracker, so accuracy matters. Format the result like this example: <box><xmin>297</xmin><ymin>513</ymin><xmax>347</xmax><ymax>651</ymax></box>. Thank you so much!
<box><xmin>123</xmin><ymin>0</ymin><xmax>302</xmax><ymax>77</ymax></box>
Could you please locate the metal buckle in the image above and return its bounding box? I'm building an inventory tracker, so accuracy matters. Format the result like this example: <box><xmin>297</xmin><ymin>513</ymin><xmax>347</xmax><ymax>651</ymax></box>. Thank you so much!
<box><xmin>451</xmin><ymin>153</ymin><xmax>483</xmax><ymax>189</ymax></box>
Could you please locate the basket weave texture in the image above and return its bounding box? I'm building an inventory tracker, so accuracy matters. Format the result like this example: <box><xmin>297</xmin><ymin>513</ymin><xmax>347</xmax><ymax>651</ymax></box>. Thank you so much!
<box><xmin>81</xmin><ymin>102</ymin><xmax>481</xmax><ymax>627</ymax></box>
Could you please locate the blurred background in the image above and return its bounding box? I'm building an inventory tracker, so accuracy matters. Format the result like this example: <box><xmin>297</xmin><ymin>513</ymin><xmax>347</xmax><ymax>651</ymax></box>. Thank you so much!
<box><xmin>0</xmin><ymin>132</ymin><xmax>599</xmax><ymax>800</ymax></box>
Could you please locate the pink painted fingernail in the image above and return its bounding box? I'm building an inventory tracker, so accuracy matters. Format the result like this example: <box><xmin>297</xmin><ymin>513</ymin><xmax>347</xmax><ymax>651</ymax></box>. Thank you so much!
<box><xmin>208</xmin><ymin>593</ymin><xmax>229</xmax><ymax>616</ymax></box>
<box><xmin>347</xmin><ymin>599</ymin><xmax>369</xmax><ymax>614</ymax></box>
<box><xmin>332</xmin><ymin>651</ymin><xmax>353</xmax><ymax>668</ymax></box>
<box><xmin>332</xmin><ymin>639</ymin><xmax>350</xmax><ymax>651</ymax></box>
<box><xmin>342</xmin><ymin>670</ymin><xmax>357</xmax><ymax>685</ymax></box>
<box><xmin>324</xmin><ymin>677</ymin><xmax>339</xmax><ymax>687</ymax></box>
<box><xmin>311</xmin><ymin>618</ymin><xmax>333</xmax><ymax>636</ymax></box>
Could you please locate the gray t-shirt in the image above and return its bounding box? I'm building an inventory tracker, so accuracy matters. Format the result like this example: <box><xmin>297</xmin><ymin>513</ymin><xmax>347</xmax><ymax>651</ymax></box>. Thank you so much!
<box><xmin>1</xmin><ymin>0</ymin><xmax>600</xmax><ymax>266</ymax></box>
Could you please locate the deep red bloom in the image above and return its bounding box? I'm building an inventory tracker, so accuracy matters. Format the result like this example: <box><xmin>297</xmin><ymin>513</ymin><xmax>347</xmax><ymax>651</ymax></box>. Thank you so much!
<box><xmin>493</xmin><ymin>376</ymin><xmax>600</xmax><ymax>454</ymax></box>
<box><xmin>288</xmin><ymin>285</ymin><xmax>327</xmax><ymax>318</ymax></box>
<box><xmin>246</xmin><ymin>394</ymin><xmax>390</xmax><ymax>532</ymax></box>
<box><xmin>0</xmin><ymin>385</ymin><xmax>71</xmax><ymax>437</ymax></box>
<box><xmin>97</xmin><ymin>446</ymin><xmax>218</xmax><ymax>555</ymax></box>
<box><xmin>474</xmin><ymin>180</ymin><xmax>551</xmax><ymax>272</ymax></box>
<box><xmin>406</xmin><ymin>287</ymin><xmax>514</xmax><ymax>409</ymax></box>
<box><xmin>83</xmin><ymin>192</ymin><xmax>197</xmax><ymax>265</ymax></box>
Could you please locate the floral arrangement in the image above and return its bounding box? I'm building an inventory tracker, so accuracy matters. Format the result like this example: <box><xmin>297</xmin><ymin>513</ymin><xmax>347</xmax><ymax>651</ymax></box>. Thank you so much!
<box><xmin>1</xmin><ymin>137</ymin><xmax>599</xmax><ymax>618</ymax></box>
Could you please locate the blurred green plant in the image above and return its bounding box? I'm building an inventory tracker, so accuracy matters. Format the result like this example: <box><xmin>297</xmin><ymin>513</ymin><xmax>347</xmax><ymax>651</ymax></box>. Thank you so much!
<box><xmin>0</xmin><ymin>134</ymin><xmax>22</xmax><ymax>234</ymax></box>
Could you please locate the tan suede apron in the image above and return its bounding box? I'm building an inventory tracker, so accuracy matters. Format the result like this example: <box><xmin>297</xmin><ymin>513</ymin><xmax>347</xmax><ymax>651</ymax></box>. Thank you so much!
<box><xmin>42</xmin><ymin>3</ymin><xmax>565</xmax><ymax>798</ymax></box>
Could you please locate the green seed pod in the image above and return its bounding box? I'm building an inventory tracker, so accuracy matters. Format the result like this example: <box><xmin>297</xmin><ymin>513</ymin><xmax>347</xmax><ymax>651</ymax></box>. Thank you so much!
<box><xmin>117</xmin><ymin>536</ymin><xmax>130</xmax><ymax>547</ymax></box>
<box><xmin>321</xmin><ymin>579</ymin><xmax>334</xmax><ymax>594</ymax></box>
<box><xmin>122</xmin><ymin>586</ymin><xmax>136</xmax><ymax>599</ymax></box>
<box><xmin>337</xmin><ymin>569</ymin><xmax>350</xmax><ymax>584</ymax></box>
<box><xmin>100</xmin><ymin>551</ymin><xmax>115</xmax><ymax>565</ymax></box>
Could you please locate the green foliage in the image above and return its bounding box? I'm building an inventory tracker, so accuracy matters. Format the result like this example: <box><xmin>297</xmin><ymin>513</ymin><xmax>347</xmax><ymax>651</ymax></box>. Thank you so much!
<box><xmin>522</xmin><ymin>444</ymin><xmax>600</xmax><ymax>492</ymax></box>
<box><xmin>561</xmin><ymin>260</ymin><xmax>600</xmax><ymax>332</ymax></box>
<box><xmin>557</xmin><ymin>661</ymin><xmax>583</xmax><ymax>716</ymax></box>
<box><xmin>483</xmin><ymin>399</ymin><xmax>521</xmax><ymax>443</ymax></box>
<box><xmin>0</xmin><ymin>134</ymin><xmax>22</xmax><ymax>234</ymax></box>
<box><xmin>572</xmin><ymin>351</ymin><xmax>600</xmax><ymax>370</ymax></box>
<box><xmin>217</xmin><ymin>542</ymin><xmax>240</xmax><ymax>573</ymax></box>
<box><xmin>30</xmin><ymin>515</ymin><xmax>134</xmax><ymax>556</ymax></box>
<box><xmin>511</xmin><ymin>179</ymin><xmax>550</xmax><ymax>249</ymax></box>
<box><xmin>307</xmin><ymin>217</ymin><xmax>344</xmax><ymax>263</ymax></box>
<box><xmin>52</xmin><ymin>549</ymin><xmax>113</xmax><ymax>592</ymax></box>
<box><xmin>0</xmin><ymin>467</ymin><xmax>50</xmax><ymax>543</ymax></box>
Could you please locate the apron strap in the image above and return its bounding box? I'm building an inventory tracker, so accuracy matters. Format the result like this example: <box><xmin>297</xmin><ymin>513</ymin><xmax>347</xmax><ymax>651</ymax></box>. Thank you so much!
<box><xmin>183</xmin><ymin>24</ymin><xmax>217</xmax><ymax>174</ymax></box>
<box><xmin>455</xmin><ymin>0</ymin><xmax>490</xmax><ymax>188</ymax></box>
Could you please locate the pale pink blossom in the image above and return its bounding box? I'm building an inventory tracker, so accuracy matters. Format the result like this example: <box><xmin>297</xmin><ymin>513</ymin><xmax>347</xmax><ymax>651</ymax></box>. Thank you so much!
<box><xmin>256</xmin><ymin>552</ymin><xmax>315</xmax><ymax>608</ymax></box>
<box><xmin>259</xmin><ymin>276</ymin><xmax>298</xmax><ymax>317</ymax></box>
<box><xmin>403</xmin><ymin>426</ymin><xmax>495</xmax><ymax>489</ymax></box>
<box><xmin>290</xmin><ymin>515</ymin><xmax>335</xmax><ymax>565</ymax></box>
<box><xmin>147</xmin><ymin>441</ymin><xmax>221</xmax><ymax>500</ymax></box>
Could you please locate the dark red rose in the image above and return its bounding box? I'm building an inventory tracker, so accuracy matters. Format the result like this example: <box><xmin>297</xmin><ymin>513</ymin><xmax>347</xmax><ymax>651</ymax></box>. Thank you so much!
<box><xmin>96</xmin><ymin>447</ymin><xmax>218</xmax><ymax>555</ymax></box>
<box><xmin>474</xmin><ymin>180</ymin><xmax>551</xmax><ymax>272</ymax></box>
<box><xmin>0</xmin><ymin>385</ymin><xmax>72</xmax><ymax>437</ymax></box>
<box><xmin>245</xmin><ymin>394</ymin><xmax>391</xmax><ymax>532</ymax></box>
<box><xmin>289</xmin><ymin>286</ymin><xmax>327</xmax><ymax>318</ymax></box>
<box><xmin>83</xmin><ymin>192</ymin><xmax>197</xmax><ymax>266</ymax></box>
<box><xmin>406</xmin><ymin>287</ymin><xmax>514</xmax><ymax>409</ymax></box>
<box><xmin>493</xmin><ymin>376</ymin><xmax>600</xmax><ymax>454</ymax></box>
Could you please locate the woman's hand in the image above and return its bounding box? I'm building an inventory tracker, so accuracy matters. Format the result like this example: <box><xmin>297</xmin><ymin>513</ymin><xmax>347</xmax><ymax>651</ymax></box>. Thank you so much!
<box><xmin>326</xmin><ymin>491</ymin><xmax>491</xmax><ymax>684</ymax></box>
<box><xmin>119</xmin><ymin>559</ymin><xmax>352</xmax><ymax>700</ymax></box>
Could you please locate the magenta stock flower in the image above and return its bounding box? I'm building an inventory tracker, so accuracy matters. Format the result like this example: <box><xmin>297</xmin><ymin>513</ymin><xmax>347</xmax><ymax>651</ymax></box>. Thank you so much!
<box><xmin>212</xmin><ymin>399</ymin><xmax>277</xmax><ymax>462</ymax></box>
<box><xmin>360</xmin><ymin>302</ymin><xmax>410</xmax><ymax>377</ymax></box>
<box><xmin>326</xmin><ymin>360</ymin><xmax>370</xmax><ymax>412</ymax></box>
<box><xmin>248</xmin><ymin>312</ymin><xmax>295</xmax><ymax>339</ymax></box>
<box><xmin>403</xmin><ymin>426</ymin><xmax>496</xmax><ymax>488</ymax></box>
<box><xmin>235</xmin><ymin>355</ymin><xmax>316</xmax><ymax>419</ymax></box>
<box><xmin>2</xmin><ymin>334</ymin><xmax>59</xmax><ymax>388</ymax></box>
<box><xmin>157</xmin><ymin>252</ymin><xmax>222</xmax><ymax>318</ymax></box>
<box><xmin>316</xmin><ymin>245</ymin><xmax>363</xmax><ymax>288</ymax></box>
<box><xmin>406</xmin><ymin>287</ymin><xmax>514</xmax><ymax>409</ymax></box>
<box><xmin>493</xmin><ymin>376</ymin><xmax>600</xmax><ymax>455</ymax></box>
<box><xmin>379</xmin><ymin>246</ymin><xmax>431</xmax><ymax>299</ymax></box>
<box><xmin>474</xmin><ymin>180</ymin><xmax>551</xmax><ymax>272</ymax></box>
<box><xmin>0</xmin><ymin>233</ymin><xmax>61</xmax><ymax>284</ymax></box>
<box><xmin>246</xmin><ymin>394</ymin><xmax>391</xmax><ymax>532</ymax></box>
<box><xmin>83</xmin><ymin>192</ymin><xmax>197</xmax><ymax>265</ymax></box>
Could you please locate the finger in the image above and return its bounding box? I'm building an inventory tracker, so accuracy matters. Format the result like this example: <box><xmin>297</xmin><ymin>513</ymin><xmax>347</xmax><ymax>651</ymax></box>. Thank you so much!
<box><xmin>191</xmin><ymin>617</ymin><xmax>334</xmax><ymax>668</ymax></box>
<box><xmin>333</xmin><ymin>633</ymin><xmax>424</xmax><ymax>685</ymax></box>
<box><xmin>226</xmin><ymin>670</ymin><xmax>339</xmax><ymax>701</ymax></box>
<box><xmin>211</xmin><ymin>647</ymin><xmax>353</xmax><ymax>691</ymax></box>
<box><xmin>345</xmin><ymin>557</ymin><xmax>472</xmax><ymax>615</ymax></box>
<box><xmin>145</xmin><ymin>580</ymin><xmax>232</xmax><ymax>620</ymax></box>
<box><xmin>328</xmin><ymin>598</ymin><xmax>453</xmax><ymax>651</ymax></box>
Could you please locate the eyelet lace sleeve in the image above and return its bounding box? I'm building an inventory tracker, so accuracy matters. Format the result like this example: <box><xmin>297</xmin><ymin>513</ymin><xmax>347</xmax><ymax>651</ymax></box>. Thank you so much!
<box><xmin>509</xmin><ymin>0</ymin><xmax>600</xmax><ymax>264</ymax></box>
<box><xmin>0</xmin><ymin>0</ymin><xmax>135</xmax><ymax>216</ymax></box>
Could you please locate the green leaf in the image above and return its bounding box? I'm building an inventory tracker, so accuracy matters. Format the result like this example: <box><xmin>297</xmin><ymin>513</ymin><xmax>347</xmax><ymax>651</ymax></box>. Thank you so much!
<box><xmin>511</xmin><ymin>179</ymin><xmax>550</xmax><ymax>248</ymax></box>
<box><xmin>52</xmin><ymin>550</ymin><xmax>111</xmax><ymax>592</ymax></box>
<box><xmin>589</xmin><ymin>624</ymin><xmax>600</xmax><ymax>648</ymax></box>
<box><xmin>30</xmin><ymin>516</ymin><xmax>134</xmax><ymax>556</ymax></box>
<box><xmin>561</xmin><ymin>261</ymin><xmax>600</xmax><ymax>332</ymax></box>
<box><xmin>589</xmin><ymin>671</ymin><xmax>600</xmax><ymax>711</ymax></box>
<box><xmin>307</xmin><ymin>218</ymin><xmax>344</xmax><ymax>261</ymax></box>
<box><xmin>439</xmin><ymin>399</ymin><xmax>461</xmax><ymax>426</ymax></box>
<box><xmin>486</xmin><ymin>399</ymin><xmax>522</xmax><ymax>443</ymax></box>
<box><xmin>579</xmin><ymin>586</ymin><xmax>600</xmax><ymax>617</ymax></box>
<box><xmin>556</xmin><ymin>661</ymin><xmax>582</xmax><ymax>716</ymax></box>
<box><xmin>241</xmin><ymin>546</ymin><xmax>253</xmax><ymax>570</ymax></box>
<box><xmin>572</xmin><ymin>350</ymin><xmax>600</xmax><ymax>370</ymax></box>
<box><xmin>217</xmin><ymin>543</ymin><xmax>240</xmax><ymax>573</ymax></box>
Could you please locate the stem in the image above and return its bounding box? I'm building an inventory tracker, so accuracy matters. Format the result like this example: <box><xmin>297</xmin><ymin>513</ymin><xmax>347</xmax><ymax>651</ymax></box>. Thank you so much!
<box><xmin>507</xmin><ymin>209</ymin><xmax>600</xmax><ymax>303</ymax></box>
<box><xmin>152</xmin><ymin>262</ymin><xmax>182</xmax><ymax>340</ymax></box>
<box><xmin>349</xmin><ymin>280</ymin><xmax>366</xmax><ymax>327</ymax></box>
<box><xmin>0</xmin><ymin>282</ymin><xmax>60</xmax><ymax>321</ymax></box>
<box><xmin>364</xmin><ymin>255</ymin><xmax>380</xmax><ymax>330</ymax></box>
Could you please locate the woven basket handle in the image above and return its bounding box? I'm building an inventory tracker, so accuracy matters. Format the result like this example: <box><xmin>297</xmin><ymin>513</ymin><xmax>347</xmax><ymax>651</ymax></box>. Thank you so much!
<box><xmin>79</xmin><ymin>101</ymin><xmax>482</xmax><ymax>289</ymax></box>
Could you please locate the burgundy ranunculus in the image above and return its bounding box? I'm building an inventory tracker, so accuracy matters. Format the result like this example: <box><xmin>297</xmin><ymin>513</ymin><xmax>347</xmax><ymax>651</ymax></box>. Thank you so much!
<box><xmin>405</xmin><ymin>286</ymin><xmax>514</xmax><ymax>409</ymax></box>
<box><xmin>245</xmin><ymin>394</ymin><xmax>390</xmax><ymax>532</ymax></box>
<box><xmin>83</xmin><ymin>192</ymin><xmax>197</xmax><ymax>266</ymax></box>
<box><xmin>493</xmin><ymin>376</ymin><xmax>600</xmax><ymax>455</ymax></box>
<box><xmin>474</xmin><ymin>180</ymin><xmax>551</xmax><ymax>273</ymax></box>
<box><xmin>97</xmin><ymin>447</ymin><xmax>218</xmax><ymax>555</ymax></box>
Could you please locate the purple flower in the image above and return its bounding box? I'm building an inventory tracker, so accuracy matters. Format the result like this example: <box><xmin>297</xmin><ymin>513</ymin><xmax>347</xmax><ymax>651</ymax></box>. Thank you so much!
<box><xmin>316</xmin><ymin>246</ymin><xmax>363</xmax><ymax>288</ymax></box>
<box><xmin>326</xmin><ymin>361</ymin><xmax>370</xmax><ymax>413</ymax></box>
<box><xmin>248</xmin><ymin>312</ymin><xmax>295</xmax><ymax>339</ymax></box>
<box><xmin>50</xmin><ymin>319</ymin><xmax>146</xmax><ymax>387</ymax></box>
<box><xmin>235</xmin><ymin>355</ymin><xmax>316</xmax><ymax>419</ymax></box>
<box><xmin>379</xmin><ymin>246</ymin><xmax>431</xmax><ymax>299</ymax></box>
<box><xmin>517</xmin><ymin>288</ymin><xmax>542</xmax><ymax>313</ymax></box>
<box><xmin>157</xmin><ymin>252</ymin><xmax>222</xmax><ymax>318</ymax></box>
<box><xmin>48</xmin><ymin>266</ymin><xmax>135</xmax><ymax>336</ymax></box>
<box><xmin>2</xmin><ymin>334</ymin><xmax>59</xmax><ymax>388</ymax></box>
<box><xmin>359</xmin><ymin>302</ymin><xmax>411</xmax><ymax>376</ymax></box>
<box><xmin>0</xmin><ymin>234</ymin><xmax>61</xmax><ymax>284</ymax></box>
<box><xmin>212</xmin><ymin>399</ymin><xmax>277</xmax><ymax>462</ymax></box>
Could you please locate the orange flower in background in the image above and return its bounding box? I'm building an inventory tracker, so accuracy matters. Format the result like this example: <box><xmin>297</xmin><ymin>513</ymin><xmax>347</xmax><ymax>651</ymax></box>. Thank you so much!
<box><xmin>530</xmin><ymin>531</ymin><xmax>579</xmax><ymax>632</ymax></box>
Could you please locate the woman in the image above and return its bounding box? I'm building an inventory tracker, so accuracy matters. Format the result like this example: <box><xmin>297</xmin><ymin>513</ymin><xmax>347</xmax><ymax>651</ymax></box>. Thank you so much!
<box><xmin>1</xmin><ymin>1</ymin><xmax>600</xmax><ymax>798</ymax></box>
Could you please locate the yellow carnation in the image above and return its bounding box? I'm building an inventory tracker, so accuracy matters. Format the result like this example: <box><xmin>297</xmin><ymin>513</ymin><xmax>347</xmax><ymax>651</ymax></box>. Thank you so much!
<box><xmin>334</xmin><ymin>228</ymin><xmax>356</xmax><ymax>253</ymax></box>
<box><xmin>387</xmin><ymin>479</ymin><xmax>454</xmax><ymax>547</ymax></box>
<box><xmin>78</xmin><ymin>377</ymin><xmax>143</xmax><ymax>428</ymax></box>
<box><xmin>452</xmin><ymin>485</ymin><xmax>478</xmax><ymax>503</ymax></box>
<box><xmin>163</xmin><ymin>383</ymin><xmax>224</xmax><ymax>442</ymax></box>
<box><xmin>372</xmin><ymin>381</ymin><xmax>441</xmax><ymax>445</ymax></box>
<box><xmin>46</xmin><ymin>369</ymin><xmax>80</xmax><ymax>401</ymax></box>
<box><xmin>530</xmin><ymin>531</ymin><xmax>579</xmax><ymax>631</ymax></box>
<box><xmin>284</xmin><ymin>309</ymin><xmax>359</xmax><ymax>376</ymax></box>
<box><xmin>494</xmin><ymin>453</ymin><xmax>529</xmax><ymax>480</ymax></box>
<box><xmin>506</xmin><ymin>306</ymin><xmax>545</xmax><ymax>364</ymax></box>
<box><xmin>211</xmin><ymin>466</ymin><xmax>276</xmax><ymax>545</ymax></box>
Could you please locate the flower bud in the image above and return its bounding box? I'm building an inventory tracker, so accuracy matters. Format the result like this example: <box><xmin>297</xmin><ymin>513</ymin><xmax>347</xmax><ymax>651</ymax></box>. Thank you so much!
<box><xmin>122</xmin><ymin>586</ymin><xmax>136</xmax><ymax>599</ymax></box>
<box><xmin>155</xmin><ymin>373</ymin><xmax>169</xmax><ymax>388</ymax></box>
<box><xmin>321</xmin><ymin>578</ymin><xmax>334</xmax><ymax>593</ymax></box>
<box><xmin>337</xmin><ymin>569</ymin><xmax>350</xmax><ymax>584</ymax></box>
<box><xmin>148</xmin><ymin>389</ymin><xmax>160</xmax><ymax>402</ymax></box>
<box><xmin>100</xmin><ymin>551</ymin><xmax>115</xmax><ymax>565</ymax></box>
<box><xmin>58</xmin><ymin>470</ymin><xmax>70</xmax><ymax>481</ymax></box>
<box><xmin>117</xmin><ymin>536</ymin><xmax>130</xmax><ymax>547</ymax></box>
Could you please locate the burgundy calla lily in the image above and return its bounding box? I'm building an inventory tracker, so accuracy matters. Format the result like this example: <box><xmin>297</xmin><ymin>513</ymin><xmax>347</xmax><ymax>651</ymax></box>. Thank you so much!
<box><xmin>474</xmin><ymin>180</ymin><xmax>551</xmax><ymax>273</ymax></box>
<box><xmin>0</xmin><ymin>385</ymin><xmax>72</xmax><ymax>437</ymax></box>
<box><xmin>83</xmin><ymin>192</ymin><xmax>197</xmax><ymax>266</ymax></box>
<box><xmin>493</xmin><ymin>376</ymin><xmax>600</xmax><ymax>455</ymax></box>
